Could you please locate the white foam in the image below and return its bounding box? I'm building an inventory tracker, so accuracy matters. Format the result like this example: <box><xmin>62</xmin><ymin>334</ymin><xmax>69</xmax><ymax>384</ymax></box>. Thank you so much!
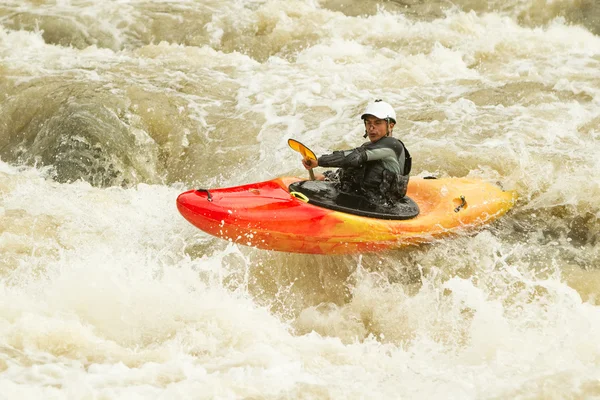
<box><xmin>1</xmin><ymin>1</ymin><xmax>600</xmax><ymax>397</ymax></box>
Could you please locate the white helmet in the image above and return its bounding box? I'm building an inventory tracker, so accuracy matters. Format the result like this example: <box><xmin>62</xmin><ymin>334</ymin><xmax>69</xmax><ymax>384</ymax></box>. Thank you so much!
<box><xmin>361</xmin><ymin>99</ymin><xmax>396</xmax><ymax>123</ymax></box>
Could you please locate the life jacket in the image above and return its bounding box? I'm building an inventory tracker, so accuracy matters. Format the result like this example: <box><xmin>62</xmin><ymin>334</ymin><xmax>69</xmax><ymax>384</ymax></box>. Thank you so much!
<box><xmin>338</xmin><ymin>136</ymin><xmax>411</xmax><ymax>205</ymax></box>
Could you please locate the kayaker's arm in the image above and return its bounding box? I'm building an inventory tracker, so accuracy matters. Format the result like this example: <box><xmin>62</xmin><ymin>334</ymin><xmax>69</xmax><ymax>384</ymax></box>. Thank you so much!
<box><xmin>364</xmin><ymin>147</ymin><xmax>396</xmax><ymax>161</ymax></box>
<box><xmin>317</xmin><ymin>148</ymin><xmax>367</xmax><ymax>168</ymax></box>
<box><xmin>317</xmin><ymin>145</ymin><xmax>397</xmax><ymax>168</ymax></box>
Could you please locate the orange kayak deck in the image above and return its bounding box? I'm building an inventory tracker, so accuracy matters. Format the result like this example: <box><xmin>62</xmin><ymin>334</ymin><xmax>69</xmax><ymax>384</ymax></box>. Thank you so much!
<box><xmin>176</xmin><ymin>177</ymin><xmax>517</xmax><ymax>254</ymax></box>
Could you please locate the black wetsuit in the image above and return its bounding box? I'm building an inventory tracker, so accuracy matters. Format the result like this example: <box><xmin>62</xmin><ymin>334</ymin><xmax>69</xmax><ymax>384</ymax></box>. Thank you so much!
<box><xmin>317</xmin><ymin>136</ymin><xmax>411</xmax><ymax>206</ymax></box>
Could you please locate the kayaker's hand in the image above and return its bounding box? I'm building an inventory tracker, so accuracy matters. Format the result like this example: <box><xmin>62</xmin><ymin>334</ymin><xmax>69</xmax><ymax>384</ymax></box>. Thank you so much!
<box><xmin>302</xmin><ymin>158</ymin><xmax>318</xmax><ymax>169</ymax></box>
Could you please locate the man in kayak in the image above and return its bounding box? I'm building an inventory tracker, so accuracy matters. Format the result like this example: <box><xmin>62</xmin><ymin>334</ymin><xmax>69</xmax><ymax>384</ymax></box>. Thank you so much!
<box><xmin>302</xmin><ymin>100</ymin><xmax>412</xmax><ymax>206</ymax></box>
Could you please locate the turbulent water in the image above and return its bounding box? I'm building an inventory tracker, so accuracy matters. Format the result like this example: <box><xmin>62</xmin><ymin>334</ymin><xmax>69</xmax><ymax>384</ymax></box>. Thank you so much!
<box><xmin>1</xmin><ymin>0</ymin><xmax>599</xmax><ymax>398</ymax></box>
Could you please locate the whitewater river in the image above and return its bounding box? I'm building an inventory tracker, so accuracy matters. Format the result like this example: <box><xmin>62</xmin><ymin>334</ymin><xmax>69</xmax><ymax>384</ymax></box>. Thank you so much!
<box><xmin>1</xmin><ymin>0</ymin><xmax>599</xmax><ymax>398</ymax></box>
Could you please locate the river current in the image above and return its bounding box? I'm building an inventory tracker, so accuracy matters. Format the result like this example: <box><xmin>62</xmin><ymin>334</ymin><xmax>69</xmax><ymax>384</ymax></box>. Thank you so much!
<box><xmin>1</xmin><ymin>0</ymin><xmax>599</xmax><ymax>398</ymax></box>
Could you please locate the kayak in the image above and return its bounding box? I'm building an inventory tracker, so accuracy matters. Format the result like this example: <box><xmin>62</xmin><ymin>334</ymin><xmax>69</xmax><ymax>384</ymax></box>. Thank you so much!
<box><xmin>176</xmin><ymin>176</ymin><xmax>517</xmax><ymax>255</ymax></box>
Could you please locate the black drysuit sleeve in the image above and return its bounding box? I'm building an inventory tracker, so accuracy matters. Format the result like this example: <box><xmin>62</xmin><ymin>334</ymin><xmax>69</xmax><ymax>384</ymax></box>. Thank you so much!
<box><xmin>318</xmin><ymin>147</ymin><xmax>367</xmax><ymax>168</ymax></box>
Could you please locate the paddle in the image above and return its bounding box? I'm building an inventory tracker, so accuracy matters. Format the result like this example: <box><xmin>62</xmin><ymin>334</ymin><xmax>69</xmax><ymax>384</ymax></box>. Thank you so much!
<box><xmin>288</xmin><ymin>138</ymin><xmax>316</xmax><ymax>180</ymax></box>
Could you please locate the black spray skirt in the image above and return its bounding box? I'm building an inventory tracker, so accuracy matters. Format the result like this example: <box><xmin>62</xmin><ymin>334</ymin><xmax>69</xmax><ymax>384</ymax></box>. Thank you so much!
<box><xmin>288</xmin><ymin>180</ymin><xmax>419</xmax><ymax>220</ymax></box>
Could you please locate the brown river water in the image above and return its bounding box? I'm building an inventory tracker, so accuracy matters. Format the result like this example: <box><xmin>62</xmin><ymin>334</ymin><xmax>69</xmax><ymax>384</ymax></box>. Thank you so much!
<box><xmin>0</xmin><ymin>0</ymin><xmax>599</xmax><ymax>398</ymax></box>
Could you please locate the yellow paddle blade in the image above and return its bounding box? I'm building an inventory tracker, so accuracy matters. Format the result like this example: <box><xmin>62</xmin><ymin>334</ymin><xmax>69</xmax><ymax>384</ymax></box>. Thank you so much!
<box><xmin>288</xmin><ymin>139</ymin><xmax>316</xmax><ymax>161</ymax></box>
<box><xmin>288</xmin><ymin>138</ymin><xmax>316</xmax><ymax>181</ymax></box>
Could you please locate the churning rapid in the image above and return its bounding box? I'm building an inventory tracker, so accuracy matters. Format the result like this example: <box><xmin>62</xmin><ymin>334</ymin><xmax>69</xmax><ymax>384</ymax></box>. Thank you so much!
<box><xmin>1</xmin><ymin>0</ymin><xmax>599</xmax><ymax>398</ymax></box>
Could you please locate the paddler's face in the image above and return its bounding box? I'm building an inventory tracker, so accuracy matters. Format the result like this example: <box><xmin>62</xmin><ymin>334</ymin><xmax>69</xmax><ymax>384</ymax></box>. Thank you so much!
<box><xmin>363</xmin><ymin>115</ymin><xmax>394</xmax><ymax>142</ymax></box>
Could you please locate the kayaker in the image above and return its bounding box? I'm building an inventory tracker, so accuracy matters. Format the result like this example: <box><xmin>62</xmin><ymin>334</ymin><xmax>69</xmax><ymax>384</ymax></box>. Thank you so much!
<box><xmin>302</xmin><ymin>99</ymin><xmax>412</xmax><ymax>206</ymax></box>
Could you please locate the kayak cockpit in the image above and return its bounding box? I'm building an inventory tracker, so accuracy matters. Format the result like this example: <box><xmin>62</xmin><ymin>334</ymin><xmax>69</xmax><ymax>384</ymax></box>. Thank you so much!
<box><xmin>287</xmin><ymin>180</ymin><xmax>419</xmax><ymax>220</ymax></box>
